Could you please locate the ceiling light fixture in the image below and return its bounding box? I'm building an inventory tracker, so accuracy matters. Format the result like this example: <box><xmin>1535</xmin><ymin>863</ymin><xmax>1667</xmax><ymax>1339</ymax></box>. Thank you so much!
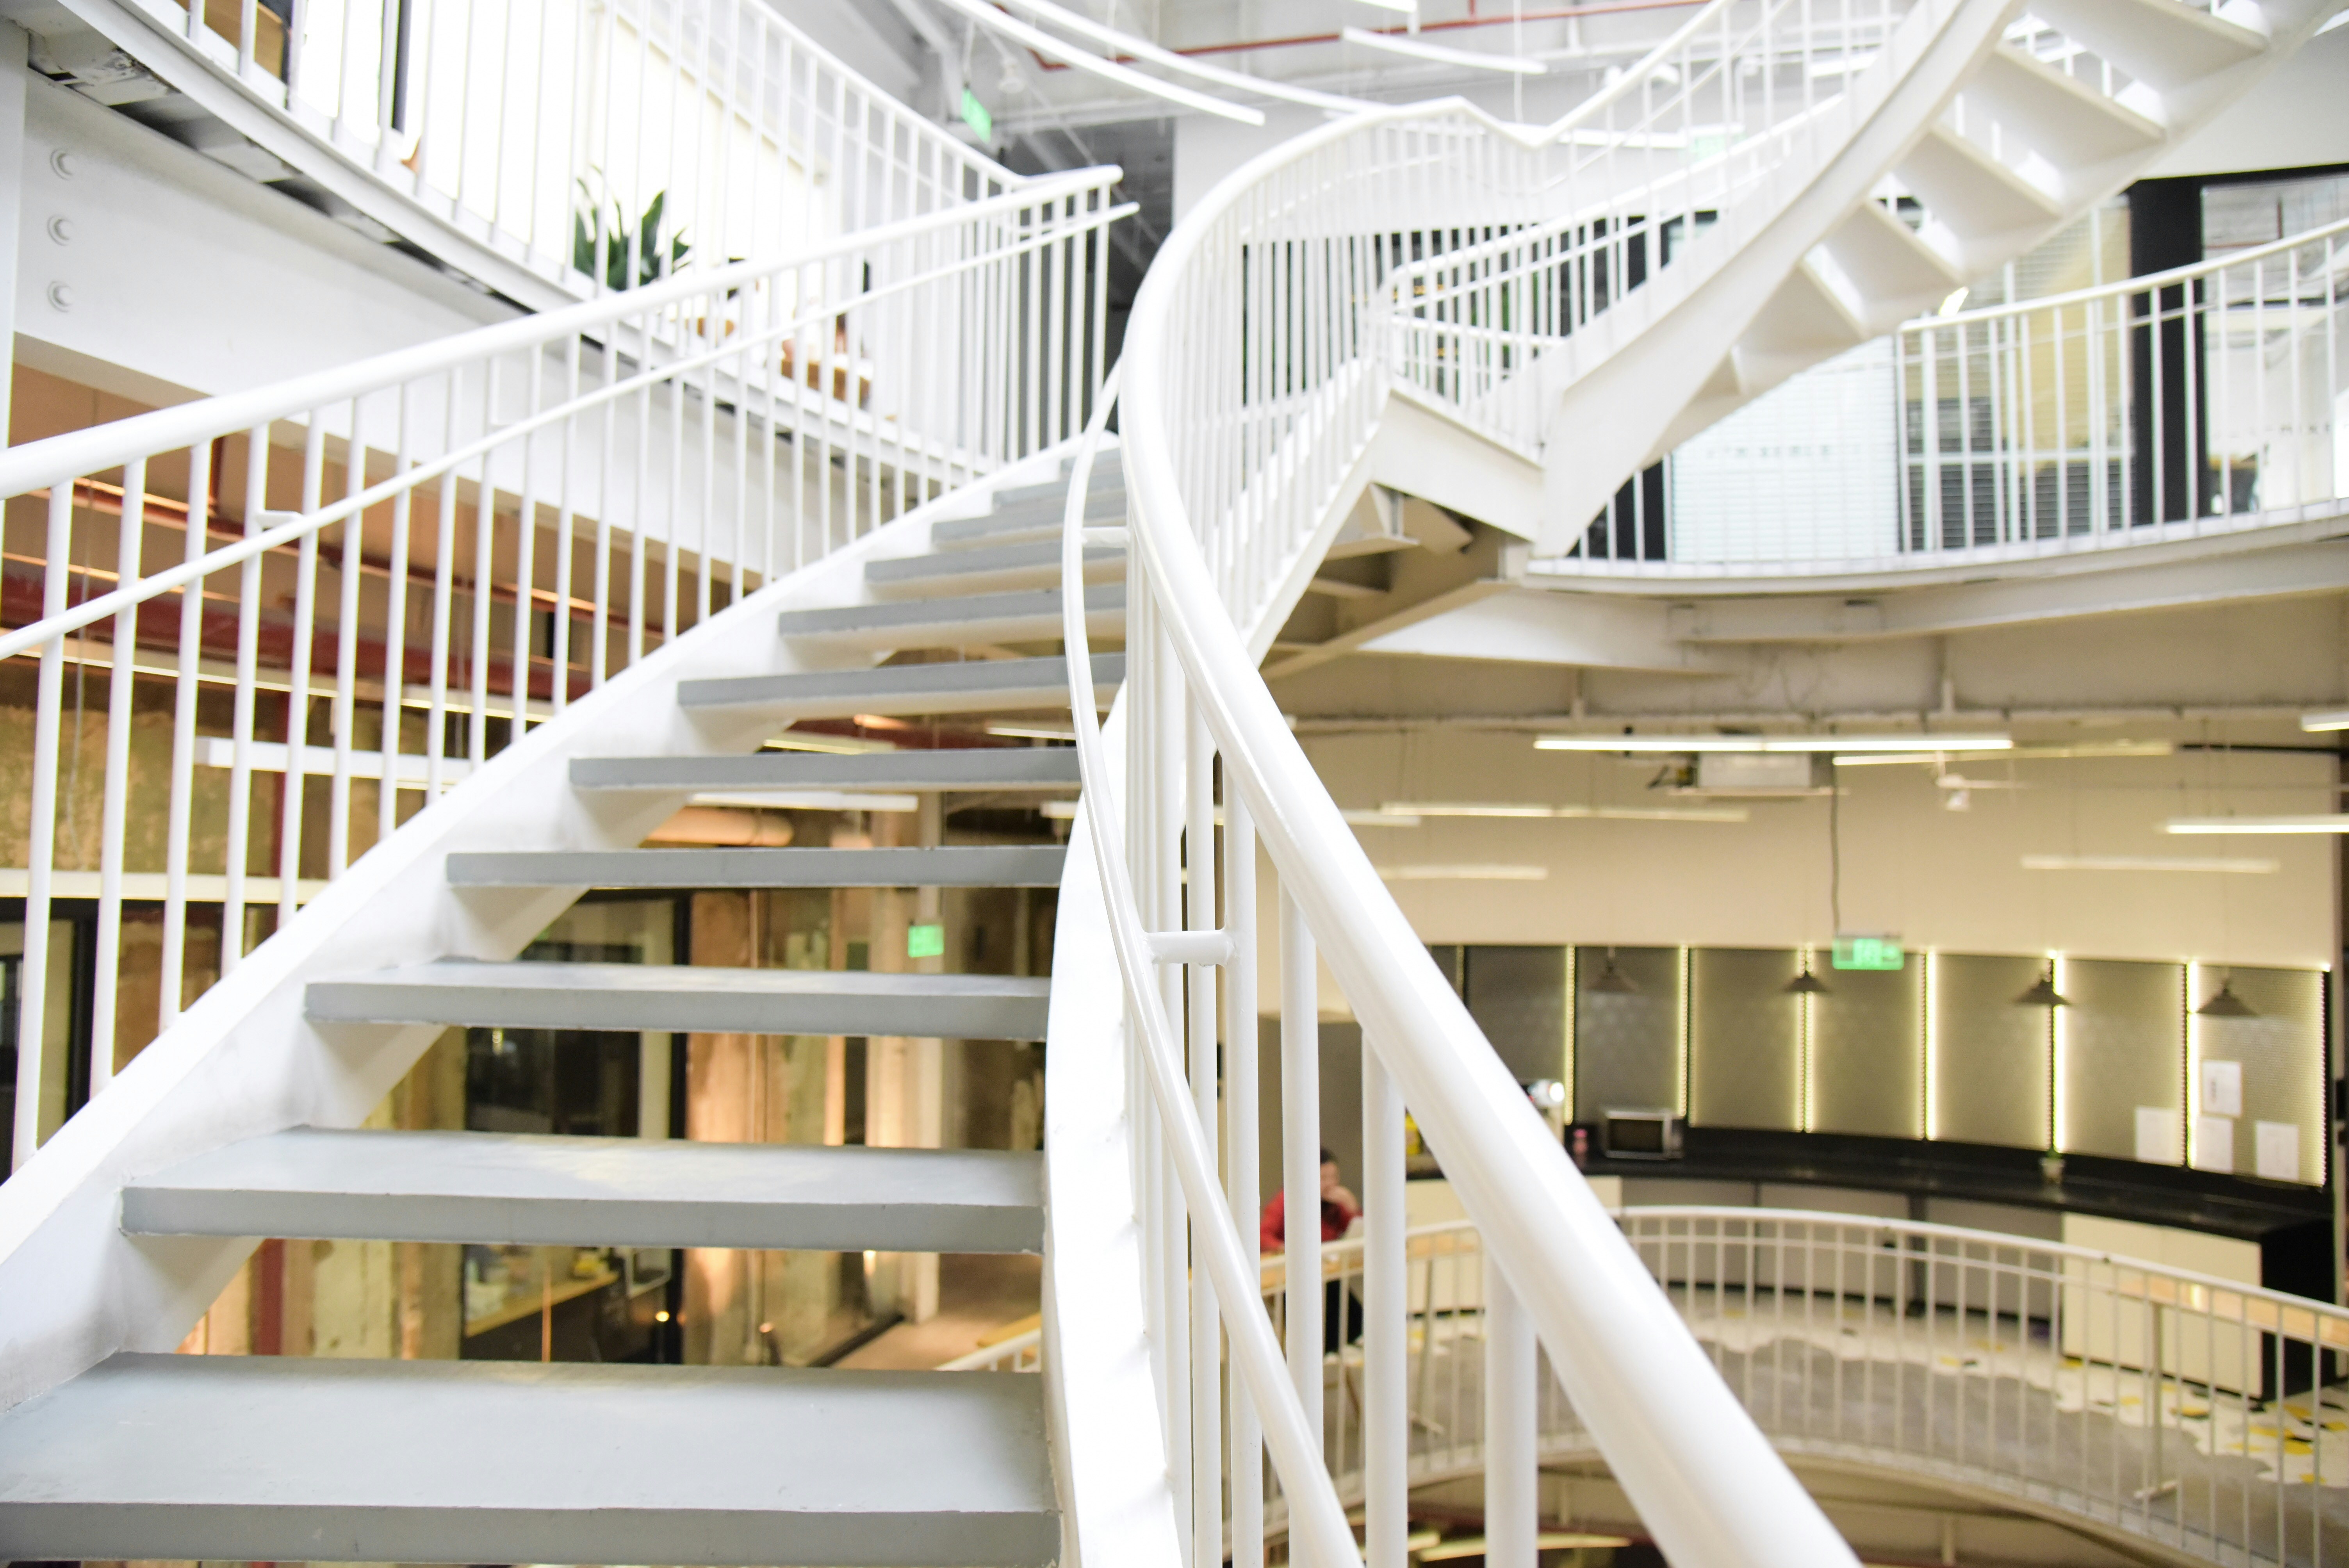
<box><xmin>1536</xmin><ymin>733</ymin><xmax>2010</xmax><ymax>754</ymax></box>
<box><xmin>2300</xmin><ymin>709</ymin><xmax>2349</xmax><ymax>732</ymax></box>
<box><xmin>2014</xmin><ymin>962</ymin><xmax>2070</xmax><ymax>1008</ymax></box>
<box><xmin>2021</xmin><ymin>854</ymin><xmax>2278</xmax><ymax>874</ymax></box>
<box><xmin>987</xmin><ymin>723</ymin><xmax>1077</xmax><ymax>742</ymax></box>
<box><xmin>1341</xmin><ymin>26</ymin><xmax>1547</xmax><ymax>73</ymax></box>
<box><xmin>1377</xmin><ymin>801</ymin><xmax>1751</xmax><ymax>822</ymax></box>
<box><xmin>1834</xmin><ymin>741</ymin><xmax>2171</xmax><ymax>766</ymax></box>
<box><xmin>1377</xmin><ymin>863</ymin><xmax>1549</xmax><ymax>881</ymax></box>
<box><xmin>2165</xmin><ymin>815</ymin><xmax>2349</xmax><ymax>835</ymax></box>
<box><xmin>2196</xmin><ymin>976</ymin><xmax>2259</xmax><ymax>1018</ymax></box>
<box><xmin>1588</xmin><ymin>948</ymin><xmax>1639</xmax><ymax>994</ymax></box>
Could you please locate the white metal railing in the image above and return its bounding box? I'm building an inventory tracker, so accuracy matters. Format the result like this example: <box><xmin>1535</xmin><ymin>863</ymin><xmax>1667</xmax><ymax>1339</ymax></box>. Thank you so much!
<box><xmin>1000</xmin><ymin>1210</ymin><xmax>2349</xmax><ymax>1567</ymax></box>
<box><xmin>1079</xmin><ymin>1</ymin><xmax>1946</xmax><ymax>1563</ymax></box>
<box><xmin>1</xmin><ymin>168</ymin><xmax>1122</xmax><ymax>1166</ymax></box>
<box><xmin>91</xmin><ymin>0</ymin><xmax>1012</xmax><ymax>303</ymax></box>
<box><xmin>1892</xmin><ymin>217</ymin><xmax>2349</xmax><ymax>556</ymax></box>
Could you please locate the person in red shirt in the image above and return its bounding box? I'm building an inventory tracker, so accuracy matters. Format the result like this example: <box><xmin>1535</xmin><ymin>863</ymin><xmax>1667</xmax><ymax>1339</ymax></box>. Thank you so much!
<box><xmin>1260</xmin><ymin>1147</ymin><xmax>1361</xmax><ymax>1251</ymax></box>
<box><xmin>1261</xmin><ymin>1148</ymin><xmax>1364</xmax><ymax>1353</ymax></box>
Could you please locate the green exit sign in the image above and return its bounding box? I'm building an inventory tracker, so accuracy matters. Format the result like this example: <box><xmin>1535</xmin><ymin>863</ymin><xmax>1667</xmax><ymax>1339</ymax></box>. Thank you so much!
<box><xmin>907</xmin><ymin>923</ymin><xmax>945</xmax><ymax>959</ymax></box>
<box><xmin>959</xmin><ymin>88</ymin><xmax>993</xmax><ymax>142</ymax></box>
<box><xmin>1832</xmin><ymin>935</ymin><xmax>1905</xmax><ymax>971</ymax></box>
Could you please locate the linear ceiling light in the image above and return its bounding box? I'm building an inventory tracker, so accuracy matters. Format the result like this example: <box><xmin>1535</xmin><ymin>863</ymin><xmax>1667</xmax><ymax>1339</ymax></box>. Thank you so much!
<box><xmin>1340</xmin><ymin>26</ymin><xmax>1547</xmax><ymax>73</ymax></box>
<box><xmin>2301</xmin><ymin>708</ymin><xmax>2349</xmax><ymax>732</ymax></box>
<box><xmin>2165</xmin><ymin>815</ymin><xmax>2349</xmax><ymax>835</ymax></box>
<box><xmin>2021</xmin><ymin>854</ymin><xmax>2279</xmax><ymax>874</ymax></box>
<box><xmin>1378</xmin><ymin>800</ymin><xmax>1750</xmax><ymax>822</ymax></box>
<box><xmin>1378</xmin><ymin>863</ymin><xmax>1550</xmax><ymax>880</ymax></box>
<box><xmin>992</xmin><ymin>0</ymin><xmax>1380</xmax><ymax>112</ymax></box>
<box><xmin>929</xmin><ymin>0</ymin><xmax>1265</xmax><ymax>123</ymax></box>
<box><xmin>1536</xmin><ymin>733</ymin><xmax>2010</xmax><ymax>753</ymax></box>
<box><xmin>1834</xmin><ymin>741</ymin><xmax>2169</xmax><ymax>766</ymax></box>
<box><xmin>986</xmin><ymin>722</ymin><xmax>1076</xmax><ymax>741</ymax></box>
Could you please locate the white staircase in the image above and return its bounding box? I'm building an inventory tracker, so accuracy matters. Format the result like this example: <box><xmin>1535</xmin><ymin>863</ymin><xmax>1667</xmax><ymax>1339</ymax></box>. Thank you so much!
<box><xmin>0</xmin><ymin>0</ymin><xmax>2336</xmax><ymax>1560</ymax></box>
<box><xmin>0</xmin><ymin>456</ymin><xmax>1130</xmax><ymax>1564</ymax></box>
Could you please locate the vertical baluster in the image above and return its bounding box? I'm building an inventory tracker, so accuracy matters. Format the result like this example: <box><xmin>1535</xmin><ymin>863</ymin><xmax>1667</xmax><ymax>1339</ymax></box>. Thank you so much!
<box><xmin>1185</xmin><ymin>699</ymin><xmax>1221</xmax><ymax>1568</ymax></box>
<box><xmin>1280</xmin><ymin>883</ymin><xmax>1324</xmax><ymax>1454</ymax></box>
<box><xmin>378</xmin><ymin>385</ymin><xmax>415</xmax><ymax>844</ymax></box>
<box><xmin>1225</xmin><ymin>788</ymin><xmax>1264</xmax><ymax>1568</ymax></box>
<box><xmin>1363</xmin><ymin>1041</ymin><xmax>1408</xmax><ymax>1568</ymax></box>
<box><xmin>327</xmin><ymin>399</ymin><xmax>364</xmax><ymax>876</ymax></box>
<box><xmin>275</xmin><ymin>424</ymin><xmax>326</xmax><ymax>932</ymax></box>
<box><xmin>12</xmin><ymin>485</ymin><xmax>72</xmax><ymax>1167</ymax></box>
<box><xmin>426</xmin><ymin>371</ymin><xmax>461</xmax><ymax>798</ymax></box>
<box><xmin>509</xmin><ymin>353</ymin><xmax>542</xmax><ymax>738</ymax></box>
<box><xmin>89</xmin><ymin>455</ymin><xmax>148</xmax><ymax>1094</ymax></box>
<box><xmin>550</xmin><ymin>337</ymin><xmax>580</xmax><ymax>716</ymax></box>
<box><xmin>159</xmin><ymin>440</ymin><xmax>211</xmax><ymax>1034</ymax></box>
<box><xmin>221</xmin><ymin>426</ymin><xmax>270</xmax><ymax>972</ymax></box>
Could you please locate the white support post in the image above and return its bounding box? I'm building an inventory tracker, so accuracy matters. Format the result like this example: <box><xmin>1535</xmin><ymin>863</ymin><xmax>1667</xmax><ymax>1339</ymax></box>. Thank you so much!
<box><xmin>1363</xmin><ymin>1041</ymin><xmax>1408</xmax><ymax>1568</ymax></box>
<box><xmin>1224</xmin><ymin>788</ymin><xmax>1263</xmax><ymax>1568</ymax></box>
<box><xmin>1185</xmin><ymin>700</ymin><xmax>1221</xmax><ymax>1568</ymax></box>
<box><xmin>1280</xmin><ymin>884</ymin><xmax>1322</xmax><ymax>1447</ymax></box>
<box><xmin>1485</xmin><ymin>1256</ymin><xmax>1538</xmax><ymax>1568</ymax></box>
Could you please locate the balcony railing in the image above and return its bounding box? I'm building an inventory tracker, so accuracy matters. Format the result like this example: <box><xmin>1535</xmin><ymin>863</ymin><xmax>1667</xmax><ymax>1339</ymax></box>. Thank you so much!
<box><xmin>984</xmin><ymin>1207</ymin><xmax>2349</xmax><ymax>1568</ymax></box>
<box><xmin>83</xmin><ymin>0</ymin><xmax>1014</xmax><ymax>304</ymax></box>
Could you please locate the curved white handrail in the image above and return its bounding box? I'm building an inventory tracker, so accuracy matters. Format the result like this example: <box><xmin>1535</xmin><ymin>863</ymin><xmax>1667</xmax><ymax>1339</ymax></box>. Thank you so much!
<box><xmin>1058</xmin><ymin>377</ymin><xmax>1363</xmax><ymax>1568</ymax></box>
<box><xmin>1117</xmin><ymin>340</ymin><xmax>1861</xmax><ymax>1568</ymax></box>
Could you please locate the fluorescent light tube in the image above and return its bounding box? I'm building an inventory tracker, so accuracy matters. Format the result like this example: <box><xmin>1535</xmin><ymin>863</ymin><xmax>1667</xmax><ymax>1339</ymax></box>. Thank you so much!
<box><xmin>2301</xmin><ymin>708</ymin><xmax>2349</xmax><ymax>732</ymax></box>
<box><xmin>1833</xmin><ymin>741</ymin><xmax>2169</xmax><ymax>766</ymax></box>
<box><xmin>2022</xmin><ymin>854</ymin><xmax>2278</xmax><ymax>873</ymax></box>
<box><xmin>1378</xmin><ymin>863</ymin><xmax>1549</xmax><ymax>880</ymax></box>
<box><xmin>1341</xmin><ymin>26</ymin><xmax>1546</xmax><ymax>73</ymax></box>
<box><xmin>1536</xmin><ymin>733</ymin><xmax>2010</xmax><ymax>753</ymax></box>
<box><xmin>2165</xmin><ymin>815</ymin><xmax>2349</xmax><ymax>834</ymax></box>
<box><xmin>1378</xmin><ymin>800</ymin><xmax>1748</xmax><ymax>822</ymax></box>
<box><xmin>1381</xmin><ymin>801</ymin><xmax>1552</xmax><ymax>818</ymax></box>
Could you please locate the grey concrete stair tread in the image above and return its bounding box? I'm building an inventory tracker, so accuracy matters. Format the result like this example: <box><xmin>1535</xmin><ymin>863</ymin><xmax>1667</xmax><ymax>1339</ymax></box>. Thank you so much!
<box><xmin>868</xmin><ymin>540</ymin><xmax>1121</xmax><ymax>592</ymax></box>
<box><xmin>122</xmin><ymin>1128</ymin><xmax>1044</xmax><ymax>1252</ymax></box>
<box><xmin>775</xmin><ymin>583</ymin><xmax>1122</xmax><ymax>647</ymax></box>
<box><xmin>570</xmin><ymin>748</ymin><xmax>1080</xmax><ymax>793</ymax></box>
<box><xmin>678</xmin><ymin>653</ymin><xmax>1121</xmax><ymax>718</ymax></box>
<box><xmin>934</xmin><ymin>488</ymin><xmax>1123</xmax><ymax>547</ymax></box>
<box><xmin>991</xmin><ymin>472</ymin><xmax>1122</xmax><ymax>510</ymax></box>
<box><xmin>447</xmin><ymin>846</ymin><xmax>1066</xmax><ymax>889</ymax></box>
<box><xmin>308</xmin><ymin>962</ymin><xmax>1052</xmax><ymax>1041</ymax></box>
<box><xmin>0</xmin><ymin>1352</ymin><xmax>1055</xmax><ymax>1566</ymax></box>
